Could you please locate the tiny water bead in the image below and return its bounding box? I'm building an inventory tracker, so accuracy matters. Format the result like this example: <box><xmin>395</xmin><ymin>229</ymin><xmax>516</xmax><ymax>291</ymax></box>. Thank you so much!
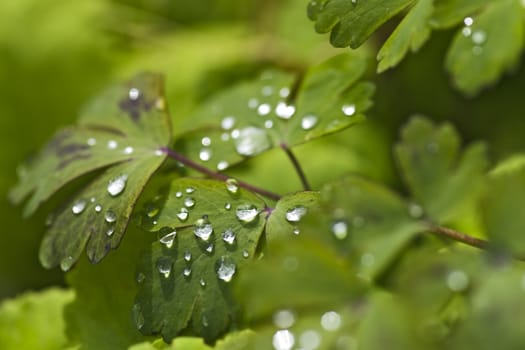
<box><xmin>201</xmin><ymin>136</ymin><xmax>212</xmax><ymax>146</ymax></box>
<box><xmin>95</xmin><ymin>204</ymin><xmax>102</xmax><ymax>213</ymax></box>
<box><xmin>279</xmin><ymin>87</ymin><xmax>290</xmax><ymax>98</ymax></box>
<box><xmin>132</xmin><ymin>303</ymin><xmax>145</xmax><ymax>330</ymax></box>
<box><xmin>129</xmin><ymin>87</ymin><xmax>140</xmax><ymax>100</ymax></box>
<box><xmin>273</xmin><ymin>329</ymin><xmax>295</xmax><ymax>350</ymax></box>
<box><xmin>104</xmin><ymin>210</ymin><xmax>117</xmax><ymax>223</ymax></box>
<box><xmin>107</xmin><ymin>174</ymin><xmax>128</xmax><ymax>197</ymax></box>
<box><xmin>184</xmin><ymin>197</ymin><xmax>196</xmax><ymax>208</ymax></box>
<box><xmin>175</xmin><ymin>191</ymin><xmax>183</xmax><ymax>198</ymax></box>
<box><xmin>273</xmin><ymin>309</ymin><xmax>296</xmax><ymax>329</ymax></box>
<box><xmin>292</xmin><ymin>227</ymin><xmax>300</xmax><ymax>235</ymax></box>
<box><xmin>107</xmin><ymin>140</ymin><xmax>118</xmax><ymax>150</ymax></box>
<box><xmin>123</xmin><ymin>146</ymin><xmax>134</xmax><ymax>155</ymax></box>
<box><xmin>156</xmin><ymin>257</ymin><xmax>172</xmax><ymax>278</ymax></box>
<box><xmin>194</xmin><ymin>217</ymin><xmax>214</xmax><ymax>241</ymax></box>
<box><xmin>236</xmin><ymin>204</ymin><xmax>260</xmax><ymax>223</ymax></box>
<box><xmin>136</xmin><ymin>272</ymin><xmax>146</xmax><ymax>284</ymax></box>
<box><xmin>199</xmin><ymin>148</ymin><xmax>212</xmax><ymax>162</ymax></box>
<box><xmin>60</xmin><ymin>256</ymin><xmax>75</xmax><ymax>272</ymax></box>
<box><xmin>446</xmin><ymin>270</ymin><xmax>470</xmax><ymax>292</ymax></box>
<box><xmin>200</xmin><ymin>279</ymin><xmax>206</xmax><ymax>288</ymax></box>
<box><xmin>226</xmin><ymin>178</ymin><xmax>239</xmax><ymax>194</ymax></box>
<box><xmin>184</xmin><ymin>250</ymin><xmax>192</xmax><ymax>262</ymax></box>
<box><xmin>221</xmin><ymin>116</ymin><xmax>236</xmax><ymax>130</ymax></box>
<box><xmin>186</xmin><ymin>187</ymin><xmax>195</xmax><ymax>194</ymax></box>
<box><xmin>285</xmin><ymin>206</ymin><xmax>308</xmax><ymax>223</ymax></box>
<box><xmin>183</xmin><ymin>267</ymin><xmax>192</xmax><ymax>277</ymax></box>
<box><xmin>248</xmin><ymin>98</ymin><xmax>259</xmax><ymax>109</ymax></box>
<box><xmin>301</xmin><ymin>115</ymin><xmax>318</xmax><ymax>130</ymax></box>
<box><xmin>320</xmin><ymin>311</ymin><xmax>342</xmax><ymax>332</ymax></box>
<box><xmin>217</xmin><ymin>256</ymin><xmax>237</xmax><ymax>282</ymax></box>
<box><xmin>408</xmin><ymin>203</ymin><xmax>424</xmax><ymax>218</ymax></box>
<box><xmin>217</xmin><ymin>160</ymin><xmax>229</xmax><ymax>171</ymax></box>
<box><xmin>275</xmin><ymin>101</ymin><xmax>296</xmax><ymax>119</ymax></box>
<box><xmin>464</xmin><ymin>16</ymin><xmax>474</xmax><ymax>27</ymax></box>
<box><xmin>205</xmin><ymin>243</ymin><xmax>214</xmax><ymax>253</ymax></box>
<box><xmin>472</xmin><ymin>30</ymin><xmax>487</xmax><ymax>45</ymax></box>
<box><xmin>342</xmin><ymin>104</ymin><xmax>356</xmax><ymax>116</ymax></box>
<box><xmin>242</xmin><ymin>250</ymin><xmax>250</xmax><ymax>258</ymax></box>
<box><xmin>257</xmin><ymin>103</ymin><xmax>272</xmax><ymax>116</ymax></box>
<box><xmin>331</xmin><ymin>219</ymin><xmax>348</xmax><ymax>240</ymax></box>
<box><xmin>87</xmin><ymin>138</ymin><xmax>96</xmax><ymax>146</ymax></box>
<box><xmin>72</xmin><ymin>199</ymin><xmax>87</xmax><ymax>215</ymax></box>
<box><xmin>264</xmin><ymin>120</ymin><xmax>274</xmax><ymax>129</ymax></box>
<box><xmin>177</xmin><ymin>208</ymin><xmax>189</xmax><ymax>222</ymax></box>
<box><xmin>158</xmin><ymin>227</ymin><xmax>177</xmax><ymax>248</ymax></box>
<box><xmin>106</xmin><ymin>226</ymin><xmax>115</xmax><ymax>237</ymax></box>
<box><xmin>225</xmin><ymin>202</ymin><xmax>232</xmax><ymax>210</ymax></box>
<box><xmin>300</xmin><ymin>330</ymin><xmax>322</xmax><ymax>350</ymax></box>
<box><xmin>262</xmin><ymin>85</ymin><xmax>274</xmax><ymax>96</ymax></box>
<box><xmin>222</xmin><ymin>228</ymin><xmax>236</xmax><ymax>245</ymax></box>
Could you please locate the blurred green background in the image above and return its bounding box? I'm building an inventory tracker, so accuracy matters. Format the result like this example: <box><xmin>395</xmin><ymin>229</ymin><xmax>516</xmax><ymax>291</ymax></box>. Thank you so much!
<box><xmin>1</xmin><ymin>0</ymin><xmax>524</xmax><ymax>300</ymax></box>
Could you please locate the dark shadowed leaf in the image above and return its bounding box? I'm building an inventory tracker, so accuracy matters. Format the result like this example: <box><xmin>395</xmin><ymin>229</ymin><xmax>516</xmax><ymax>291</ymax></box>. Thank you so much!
<box><xmin>10</xmin><ymin>73</ymin><xmax>172</xmax><ymax>269</ymax></box>
<box><xmin>134</xmin><ymin>178</ymin><xmax>266</xmax><ymax>343</ymax></box>
<box><xmin>174</xmin><ymin>53</ymin><xmax>373</xmax><ymax>171</ymax></box>
<box><xmin>395</xmin><ymin>116</ymin><xmax>487</xmax><ymax>224</ymax></box>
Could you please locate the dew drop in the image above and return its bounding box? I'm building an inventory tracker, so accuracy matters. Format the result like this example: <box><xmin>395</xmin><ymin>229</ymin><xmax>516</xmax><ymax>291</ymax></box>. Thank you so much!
<box><xmin>221</xmin><ymin>116</ymin><xmax>236</xmax><ymax>130</ymax></box>
<box><xmin>159</xmin><ymin>227</ymin><xmax>177</xmax><ymax>248</ymax></box>
<box><xmin>129</xmin><ymin>88</ymin><xmax>140</xmax><ymax>100</ymax></box>
<box><xmin>194</xmin><ymin>218</ymin><xmax>213</xmax><ymax>241</ymax></box>
<box><xmin>462</xmin><ymin>27</ymin><xmax>472</xmax><ymax>37</ymax></box>
<box><xmin>72</xmin><ymin>199</ymin><xmax>87</xmax><ymax>215</ymax></box>
<box><xmin>105</xmin><ymin>210</ymin><xmax>117</xmax><ymax>223</ymax></box>
<box><xmin>408</xmin><ymin>203</ymin><xmax>424</xmax><ymax>218</ymax></box>
<box><xmin>95</xmin><ymin>204</ymin><xmax>102</xmax><ymax>213</ymax></box>
<box><xmin>273</xmin><ymin>329</ymin><xmax>295</xmax><ymax>350</ymax></box>
<box><xmin>221</xmin><ymin>132</ymin><xmax>230</xmax><ymax>141</ymax></box>
<box><xmin>184</xmin><ymin>197</ymin><xmax>196</xmax><ymax>208</ymax></box>
<box><xmin>342</xmin><ymin>104</ymin><xmax>356</xmax><ymax>116</ymax></box>
<box><xmin>183</xmin><ymin>267</ymin><xmax>192</xmax><ymax>277</ymax></box>
<box><xmin>464</xmin><ymin>16</ymin><xmax>473</xmax><ymax>26</ymax></box>
<box><xmin>175</xmin><ymin>191</ymin><xmax>183</xmax><ymax>198</ymax></box>
<box><xmin>262</xmin><ymin>86</ymin><xmax>274</xmax><ymax>96</ymax></box>
<box><xmin>217</xmin><ymin>256</ymin><xmax>236</xmax><ymax>282</ymax></box>
<box><xmin>301</xmin><ymin>115</ymin><xmax>318</xmax><ymax>130</ymax></box>
<box><xmin>236</xmin><ymin>204</ymin><xmax>259</xmax><ymax>223</ymax></box>
<box><xmin>231</xmin><ymin>129</ymin><xmax>240</xmax><ymax>139</ymax></box>
<box><xmin>217</xmin><ymin>160</ymin><xmax>229</xmax><ymax>170</ymax></box>
<box><xmin>285</xmin><ymin>206</ymin><xmax>307</xmax><ymax>223</ymax></box>
<box><xmin>257</xmin><ymin>103</ymin><xmax>271</xmax><ymax>116</ymax></box>
<box><xmin>225</xmin><ymin>202</ymin><xmax>232</xmax><ymax>210</ymax></box>
<box><xmin>132</xmin><ymin>303</ymin><xmax>145</xmax><ymax>330</ymax></box>
<box><xmin>107</xmin><ymin>174</ymin><xmax>128</xmax><ymax>197</ymax></box>
<box><xmin>273</xmin><ymin>309</ymin><xmax>296</xmax><ymax>329</ymax></box>
<box><xmin>186</xmin><ymin>187</ymin><xmax>195</xmax><ymax>194</ymax></box>
<box><xmin>222</xmin><ymin>228</ymin><xmax>236</xmax><ymax>245</ymax></box>
<box><xmin>107</xmin><ymin>140</ymin><xmax>118</xmax><ymax>150</ymax></box>
<box><xmin>200</xmin><ymin>278</ymin><xmax>206</xmax><ymax>288</ymax></box>
<box><xmin>279</xmin><ymin>87</ymin><xmax>290</xmax><ymax>98</ymax></box>
<box><xmin>472</xmin><ymin>30</ymin><xmax>486</xmax><ymax>44</ymax></box>
<box><xmin>136</xmin><ymin>272</ymin><xmax>146</xmax><ymax>284</ymax></box>
<box><xmin>206</xmin><ymin>243</ymin><xmax>214</xmax><ymax>253</ymax></box>
<box><xmin>248</xmin><ymin>98</ymin><xmax>259</xmax><ymax>109</ymax></box>
<box><xmin>292</xmin><ymin>227</ymin><xmax>300</xmax><ymax>235</ymax></box>
<box><xmin>226</xmin><ymin>178</ymin><xmax>239</xmax><ymax>194</ymax></box>
<box><xmin>87</xmin><ymin>138</ymin><xmax>97</xmax><ymax>146</ymax></box>
<box><xmin>184</xmin><ymin>250</ymin><xmax>192</xmax><ymax>262</ymax></box>
<box><xmin>447</xmin><ymin>270</ymin><xmax>469</xmax><ymax>292</ymax></box>
<box><xmin>177</xmin><ymin>208</ymin><xmax>189</xmax><ymax>222</ymax></box>
<box><xmin>154</xmin><ymin>149</ymin><xmax>164</xmax><ymax>156</ymax></box>
<box><xmin>331</xmin><ymin>220</ymin><xmax>348</xmax><ymax>240</ymax></box>
<box><xmin>156</xmin><ymin>257</ymin><xmax>172</xmax><ymax>278</ymax></box>
<box><xmin>106</xmin><ymin>226</ymin><xmax>115</xmax><ymax>237</ymax></box>
<box><xmin>320</xmin><ymin>311</ymin><xmax>342</xmax><ymax>332</ymax></box>
<box><xmin>242</xmin><ymin>250</ymin><xmax>250</xmax><ymax>258</ymax></box>
<box><xmin>234</xmin><ymin>127</ymin><xmax>272</xmax><ymax>156</ymax></box>
<box><xmin>60</xmin><ymin>256</ymin><xmax>75</xmax><ymax>272</ymax></box>
<box><xmin>201</xmin><ymin>136</ymin><xmax>212</xmax><ymax>146</ymax></box>
<box><xmin>90</xmin><ymin>197</ymin><xmax>96</xmax><ymax>203</ymax></box>
<box><xmin>264</xmin><ymin>120</ymin><xmax>274</xmax><ymax>129</ymax></box>
<box><xmin>199</xmin><ymin>148</ymin><xmax>212</xmax><ymax>162</ymax></box>
<box><xmin>275</xmin><ymin>101</ymin><xmax>296</xmax><ymax>119</ymax></box>
<box><xmin>123</xmin><ymin>146</ymin><xmax>134</xmax><ymax>155</ymax></box>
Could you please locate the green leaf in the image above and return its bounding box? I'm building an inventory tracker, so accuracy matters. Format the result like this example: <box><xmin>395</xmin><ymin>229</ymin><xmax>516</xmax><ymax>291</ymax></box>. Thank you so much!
<box><xmin>307</xmin><ymin>0</ymin><xmax>415</xmax><ymax>48</ymax></box>
<box><xmin>128</xmin><ymin>330</ymin><xmax>254</xmax><ymax>350</ymax></box>
<box><xmin>482</xmin><ymin>166</ymin><xmax>525</xmax><ymax>255</ymax></box>
<box><xmin>64</xmin><ymin>226</ymin><xmax>153</xmax><ymax>350</ymax></box>
<box><xmin>431</xmin><ymin>0</ymin><xmax>491</xmax><ymax>28</ymax></box>
<box><xmin>308</xmin><ymin>175</ymin><xmax>424</xmax><ymax>280</ymax></box>
<box><xmin>10</xmin><ymin>73</ymin><xmax>171</xmax><ymax>269</ymax></box>
<box><xmin>134</xmin><ymin>178</ymin><xmax>267</xmax><ymax>343</ymax></box>
<box><xmin>445</xmin><ymin>0</ymin><xmax>524</xmax><ymax>95</ymax></box>
<box><xmin>377</xmin><ymin>0</ymin><xmax>434</xmax><ymax>73</ymax></box>
<box><xmin>0</xmin><ymin>288</ymin><xmax>74</xmax><ymax>350</ymax></box>
<box><xmin>395</xmin><ymin>116</ymin><xmax>488</xmax><ymax>223</ymax></box>
<box><xmin>174</xmin><ymin>53</ymin><xmax>373</xmax><ymax>171</ymax></box>
<box><xmin>266</xmin><ymin>191</ymin><xmax>321</xmax><ymax>240</ymax></box>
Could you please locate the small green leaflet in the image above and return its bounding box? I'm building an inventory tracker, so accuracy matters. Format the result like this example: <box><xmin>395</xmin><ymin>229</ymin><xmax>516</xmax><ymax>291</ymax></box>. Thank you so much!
<box><xmin>445</xmin><ymin>0</ymin><xmax>524</xmax><ymax>95</ymax></box>
<box><xmin>10</xmin><ymin>73</ymin><xmax>172</xmax><ymax>269</ymax></box>
<box><xmin>395</xmin><ymin>116</ymin><xmax>487</xmax><ymax>224</ymax></box>
<box><xmin>134</xmin><ymin>178</ymin><xmax>267</xmax><ymax>343</ymax></box>
<box><xmin>174</xmin><ymin>53</ymin><xmax>373</xmax><ymax>172</ymax></box>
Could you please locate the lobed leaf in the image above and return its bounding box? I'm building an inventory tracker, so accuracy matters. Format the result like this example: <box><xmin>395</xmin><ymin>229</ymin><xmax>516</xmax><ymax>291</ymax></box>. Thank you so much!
<box><xmin>174</xmin><ymin>53</ymin><xmax>373</xmax><ymax>171</ymax></box>
<box><xmin>134</xmin><ymin>178</ymin><xmax>267</xmax><ymax>343</ymax></box>
<box><xmin>10</xmin><ymin>73</ymin><xmax>172</xmax><ymax>269</ymax></box>
<box><xmin>395</xmin><ymin>116</ymin><xmax>488</xmax><ymax>224</ymax></box>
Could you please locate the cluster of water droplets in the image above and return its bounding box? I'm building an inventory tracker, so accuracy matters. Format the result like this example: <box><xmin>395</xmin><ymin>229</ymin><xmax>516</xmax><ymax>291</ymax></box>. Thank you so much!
<box><xmin>461</xmin><ymin>17</ymin><xmax>487</xmax><ymax>56</ymax></box>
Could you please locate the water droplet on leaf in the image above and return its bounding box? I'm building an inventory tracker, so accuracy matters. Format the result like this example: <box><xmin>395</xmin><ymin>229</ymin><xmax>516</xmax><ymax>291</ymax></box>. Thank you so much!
<box><xmin>301</xmin><ymin>115</ymin><xmax>318</xmax><ymax>130</ymax></box>
<box><xmin>447</xmin><ymin>270</ymin><xmax>469</xmax><ymax>292</ymax></box>
<box><xmin>105</xmin><ymin>210</ymin><xmax>117</xmax><ymax>223</ymax></box>
<box><xmin>136</xmin><ymin>272</ymin><xmax>145</xmax><ymax>284</ymax></box>
<box><xmin>72</xmin><ymin>199</ymin><xmax>87</xmax><ymax>215</ymax></box>
<box><xmin>300</xmin><ymin>330</ymin><xmax>321</xmax><ymax>350</ymax></box>
<box><xmin>177</xmin><ymin>208</ymin><xmax>189</xmax><ymax>222</ymax></box>
<box><xmin>129</xmin><ymin>88</ymin><xmax>140</xmax><ymax>100</ymax></box>
<box><xmin>273</xmin><ymin>329</ymin><xmax>295</xmax><ymax>350</ymax></box>
<box><xmin>186</xmin><ymin>187</ymin><xmax>195</xmax><ymax>194</ymax></box>
<box><xmin>279</xmin><ymin>87</ymin><xmax>290</xmax><ymax>98</ymax></box>
<box><xmin>199</xmin><ymin>148</ymin><xmax>212</xmax><ymax>162</ymax></box>
<box><xmin>225</xmin><ymin>202</ymin><xmax>232</xmax><ymax>210</ymax></box>
<box><xmin>342</xmin><ymin>104</ymin><xmax>356</xmax><ymax>116</ymax></box>
<box><xmin>217</xmin><ymin>160</ymin><xmax>229</xmax><ymax>170</ymax></box>
<box><xmin>205</xmin><ymin>243</ymin><xmax>214</xmax><ymax>253</ymax></box>
<box><xmin>200</xmin><ymin>279</ymin><xmax>206</xmax><ymax>288</ymax></box>
<box><xmin>194</xmin><ymin>218</ymin><xmax>213</xmax><ymax>241</ymax></box>
<box><xmin>156</xmin><ymin>257</ymin><xmax>172</xmax><ymax>278</ymax></box>
<box><xmin>184</xmin><ymin>197</ymin><xmax>195</xmax><ymax>208</ymax></box>
<box><xmin>107</xmin><ymin>174</ymin><xmax>128</xmax><ymax>197</ymax></box>
<box><xmin>257</xmin><ymin>103</ymin><xmax>271</xmax><ymax>116</ymax></box>
<box><xmin>183</xmin><ymin>267</ymin><xmax>192</xmax><ymax>277</ymax></box>
<box><xmin>221</xmin><ymin>116</ymin><xmax>236</xmax><ymax>130</ymax></box>
<box><xmin>184</xmin><ymin>250</ymin><xmax>192</xmax><ymax>262</ymax></box>
<box><xmin>275</xmin><ymin>101</ymin><xmax>296</xmax><ymax>119</ymax></box>
<box><xmin>331</xmin><ymin>220</ymin><xmax>348</xmax><ymax>240</ymax></box>
<box><xmin>236</xmin><ymin>204</ymin><xmax>259</xmax><ymax>223</ymax></box>
<box><xmin>217</xmin><ymin>255</ymin><xmax>236</xmax><ymax>282</ymax></box>
<box><xmin>106</xmin><ymin>226</ymin><xmax>115</xmax><ymax>237</ymax></box>
<box><xmin>132</xmin><ymin>303</ymin><xmax>145</xmax><ymax>330</ymax></box>
<box><xmin>107</xmin><ymin>140</ymin><xmax>118</xmax><ymax>150</ymax></box>
<box><xmin>60</xmin><ymin>256</ymin><xmax>75</xmax><ymax>272</ymax></box>
<box><xmin>320</xmin><ymin>311</ymin><xmax>342</xmax><ymax>332</ymax></box>
<box><xmin>222</xmin><ymin>228</ymin><xmax>236</xmax><ymax>245</ymax></box>
<box><xmin>285</xmin><ymin>206</ymin><xmax>307</xmax><ymax>223</ymax></box>
<box><xmin>159</xmin><ymin>227</ymin><xmax>177</xmax><ymax>248</ymax></box>
<box><xmin>87</xmin><ymin>138</ymin><xmax>96</xmax><ymax>146</ymax></box>
<box><xmin>175</xmin><ymin>191</ymin><xmax>183</xmax><ymax>198</ymax></box>
<box><xmin>273</xmin><ymin>309</ymin><xmax>296</xmax><ymax>328</ymax></box>
<box><xmin>95</xmin><ymin>204</ymin><xmax>102</xmax><ymax>213</ymax></box>
<box><xmin>226</xmin><ymin>178</ymin><xmax>239</xmax><ymax>194</ymax></box>
<box><xmin>123</xmin><ymin>146</ymin><xmax>134</xmax><ymax>155</ymax></box>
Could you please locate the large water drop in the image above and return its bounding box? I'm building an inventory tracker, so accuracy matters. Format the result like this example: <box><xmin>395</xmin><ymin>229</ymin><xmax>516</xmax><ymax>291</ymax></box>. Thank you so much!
<box><xmin>216</xmin><ymin>256</ymin><xmax>236</xmax><ymax>282</ymax></box>
<box><xmin>107</xmin><ymin>174</ymin><xmax>128</xmax><ymax>197</ymax></box>
<box><xmin>194</xmin><ymin>218</ymin><xmax>213</xmax><ymax>241</ymax></box>
<box><xmin>236</xmin><ymin>204</ymin><xmax>259</xmax><ymax>223</ymax></box>
<box><xmin>72</xmin><ymin>199</ymin><xmax>87</xmax><ymax>215</ymax></box>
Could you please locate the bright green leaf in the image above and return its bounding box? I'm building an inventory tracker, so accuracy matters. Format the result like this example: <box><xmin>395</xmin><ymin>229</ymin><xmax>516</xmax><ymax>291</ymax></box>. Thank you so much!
<box><xmin>266</xmin><ymin>191</ymin><xmax>321</xmax><ymax>240</ymax></box>
<box><xmin>0</xmin><ymin>288</ymin><xmax>74</xmax><ymax>350</ymax></box>
<box><xmin>64</xmin><ymin>226</ymin><xmax>154</xmax><ymax>350</ymax></box>
<box><xmin>128</xmin><ymin>330</ymin><xmax>254</xmax><ymax>350</ymax></box>
<box><xmin>134</xmin><ymin>178</ymin><xmax>267</xmax><ymax>343</ymax></box>
<box><xmin>174</xmin><ymin>53</ymin><xmax>373</xmax><ymax>171</ymax></box>
<box><xmin>377</xmin><ymin>0</ymin><xmax>434</xmax><ymax>73</ymax></box>
<box><xmin>395</xmin><ymin>116</ymin><xmax>488</xmax><ymax>223</ymax></box>
<box><xmin>307</xmin><ymin>0</ymin><xmax>415</xmax><ymax>48</ymax></box>
<box><xmin>445</xmin><ymin>0</ymin><xmax>524</xmax><ymax>95</ymax></box>
<box><xmin>431</xmin><ymin>0</ymin><xmax>492</xmax><ymax>28</ymax></box>
<box><xmin>10</xmin><ymin>73</ymin><xmax>171</xmax><ymax>269</ymax></box>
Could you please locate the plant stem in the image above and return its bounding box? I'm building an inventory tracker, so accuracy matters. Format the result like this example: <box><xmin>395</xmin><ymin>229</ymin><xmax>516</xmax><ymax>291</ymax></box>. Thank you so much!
<box><xmin>160</xmin><ymin>147</ymin><xmax>282</xmax><ymax>201</ymax></box>
<box><xmin>280</xmin><ymin>143</ymin><xmax>311</xmax><ymax>191</ymax></box>
<box><xmin>425</xmin><ymin>223</ymin><xmax>489</xmax><ymax>250</ymax></box>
